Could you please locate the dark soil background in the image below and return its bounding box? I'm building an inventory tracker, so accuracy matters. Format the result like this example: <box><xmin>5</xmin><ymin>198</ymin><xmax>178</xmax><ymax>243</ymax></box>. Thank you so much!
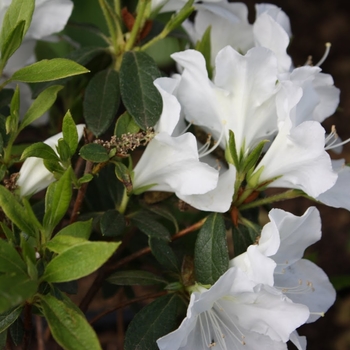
<box><xmin>243</xmin><ymin>1</ymin><xmax>350</xmax><ymax>349</ymax></box>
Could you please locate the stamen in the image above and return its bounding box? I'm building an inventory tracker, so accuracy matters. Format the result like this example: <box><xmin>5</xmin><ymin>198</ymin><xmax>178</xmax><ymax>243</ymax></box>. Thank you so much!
<box><xmin>325</xmin><ymin>125</ymin><xmax>350</xmax><ymax>150</ymax></box>
<box><xmin>315</xmin><ymin>42</ymin><xmax>331</xmax><ymax>67</ymax></box>
<box><xmin>276</xmin><ymin>279</ymin><xmax>315</xmax><ymax>294</ymax></box>
<box><xmin>181</xmin><ymin>121</ymin><xmax>193</xmax><ymax>134</ymax></box>
<box><xmin>199</xmin><ymin>127</ymin><xmax>225</xmax><ymax>158</ymax></box>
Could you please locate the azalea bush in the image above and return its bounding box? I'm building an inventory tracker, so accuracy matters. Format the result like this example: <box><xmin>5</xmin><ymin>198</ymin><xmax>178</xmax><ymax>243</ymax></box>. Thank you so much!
<box><xmin>0</xmin><ymin>0</ymin><xmax>347</xmax><ymax>349</ymax></box>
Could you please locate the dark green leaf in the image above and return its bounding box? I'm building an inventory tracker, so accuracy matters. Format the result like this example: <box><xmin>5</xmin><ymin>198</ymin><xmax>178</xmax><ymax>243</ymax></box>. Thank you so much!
<box><xmin>20</xmin><ymin>85</ymin><xmax>63</xmax><ymax>131</ymax></box>
<box><xmin>42</xmin><ymin>241</ymin><xmax>120</xmax><ymax>283</ymax></box>
<box><xmin>0</xmin><ymin>330</ymin><xmax>6</xmax><ymax>348</ymax></box>
<box><xmin>0</xmin><ymin>306</ymin><xmax>23</xmax><ymax>333</ymax></box>
<box><xmin>194</xmin><ymin>213</ymin><xmax>229</xmax><ymax>285</ymax></box>
<box><xmin>40</xmin><ymin>294</ymin><xmax>101</xmax><ymax>350</ymax></box>
<box><xmin>0</xmin><ymin>186</ymin><xmax>37</xmax><ymax>237</ymax></box>
<box><xmin>84</xmin><ymin>68</ymin><xmax>120</xmax><ymax>136</ymax></box>
<box><xmin>120</xmin><ymin>51</ymin><xmax>162</xmax><ymax>129</ymax></box>
<box><xmin>100</xmin><ymin>209</ymin><xmax>125</xmax><ymax>237</ymax></box>
<box><xmin>43</xmin><ymin>168</ymin><xmax>72</xmax><ymax>234</ymax></box>
<box><xmin>149</xmin><ymin>238</ymin><xmax>179</xmax><ymax>273</ymax></box>
<box><xmin>8</xmin><ymin>317</ymin><xmax>23</xmax><ymax>346</ymax></box>
<box><xmin>0</xmin><ymin>239</ymin><xmax>27</xmax><ymax>275</ymax></box>
<box><xmin>79</xmin><ymin>143</ymin><xmax>109</xmax><ymax>162</ymax></box>
<box><xmin>107</xmin><ymin>270</ymin><xmax>166</xmax><ymax>286</ymax></box>
<box><xmin>9</xmin><ymin>58</ymin><xmax>89</xmax><ymax>83</ymax></box>
<box><xmin>0</xmin><ymin>274</ymin><xmax>37</xmax><ymax>313</ymax></box>
<box><xmin>114</xmin><ymin>111</ymin><xmax>140</xmax><ymax>137</ymax></box>
<box><xmin>124</xmin><ymin>294</ymin><xmax>184</xmax><ymax>350</ymax></box>
<box><xmin>131</xmin><ymin>211</ymin><xmax>170</xmax><ymax>240</ymax></box>
<box><xmin>56</xmin><ymin>220</ymin><xmax>92</xmax><ymax>239</ymax></box>
<box><xmin>232</xmin><ymin>219</ymin><xmax>261</xmax><ymax>257</ymax></box>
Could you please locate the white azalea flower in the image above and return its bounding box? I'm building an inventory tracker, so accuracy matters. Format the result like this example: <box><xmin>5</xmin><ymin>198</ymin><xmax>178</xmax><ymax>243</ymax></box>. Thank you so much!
<box><xmin>317</xmin><ymin>159</ymin><xmax>350</xmax><ymax>210</ymax></box>
<box><xmin>252</xmin><ymin>118</ymin><xmax>337</xmax><ymax>198</ymax></box>
<box><xmin>132</xmin><ymin>79</ymin><xmax>219</xmax><ymax>200</ymax></box>
<box><xmin>151</xmin><ymin>0</ymin><xmax>221</xmax><ymax>13</ymax></box>
<box><xmin>17</xmin><ymin>124</ymin><xmax>85</xmax><ymax>197</ymax></box>
<box><xmin>172</xmin><ymin>46</ymin><xmax>280</xmax><ymax>153</ymax></box>
<box><xmin>231</xmin><ymin>207</ymin><xmax>336</xmax><ymax>324</ymax></box>
<box><xmin>157</xmin><ymin>267</ymin><xmax>309</xmax><ymax>350</ymax></box>
<box><xmin>182</xmin><ymin>2</ymin><xmax>292</xmax><ymax>72</ymax></box>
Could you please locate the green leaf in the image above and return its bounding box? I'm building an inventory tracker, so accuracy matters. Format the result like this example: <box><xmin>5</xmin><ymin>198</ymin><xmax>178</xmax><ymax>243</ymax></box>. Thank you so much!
<box><xmin>42</xmin><ymin>241</ymin><xmax>120</xmax><ymax>283</ymax></box>
<box><xmin>0</xmin><ymin>330</ymin><xmax>7</xmax><ymax>348</ymax></box>
<box><xmin>124</xmin><ymin>294</ymin><xmax>184</xmax><ymax>350</ymax></box>
<box><xmin>0</xmin><ymin>274</ymin><xmax>37</xmax><ymax>313</ymax></box>
<box><xmin>9</xmin><ymin>316</ymin><xmax>24</xmax><ymax>346</ymax></box>
<box><xmin>46</xmin><ymin>236</ymin><xmax>87</xmax><ymax>255</ymax></box>
<box><xmin>20</xmin><ymin>85</ymin><xmax>63</xmax><ymax>131</ymax></box>
<box><xmin>20</xmin><ymin>142</ymin><xmax>59</xmax><ymax>161</ymax></box>
<box><xmin>242</xmin><ymin>139</ymin><xmax>269</xmax><ymax>173</ymax></box>
<box><xmin>84</xmin><ymin>68</ymin><xmax>120</xmax><ymax>137</ymax></box>
<box><xmin>100</xmin><ymin>210</ymin><xmax>125</xmax><ymax>237</ymax></box>
<box><xmin>131</xmin><ymin>211</ymin><xmax>171</xmax><ymax>240</ymax></box>
<box><xmin>0</xmin><ymin>186</ymin><xmax>37</xmax><ymax>237</ymax></box>
<box><xmin>107</xmin><ymin>270</ymin><xmax>166</xmax><ymax>286</ymax></box>
<box><xmin>232</xmin><ymin>219</ymin><xmax>261</xmax><ymax>257</ymax></box>
<box><xmin>149</xmin><ymin>238</ymin><xmax>180</xmax><ymax>273</ymax></box>
<box><xmin>0</xmin><ymin>20</ymin><xmax>25</xmax><ymax>66</ymax></box>
<box><xmin>40</xmin><ymin>294</ymin><xmax>101</xmax><ymax>350</ymax></box>
<box><xmin>120</xmin><ymin>51</ymin><xmax>162</xmax><ymax>129</ymax></box>
<box><xmin>43</xmin><ymin>168</ymin><xmax>72</xmax><ymax>234</ymax></box>
<box><xmin>225</xmin><ymin>130</ymin><xmax>240</xmax><ymax>168</ymax></box>
<box><xmin>79</xmin><ymin>143</ymin><xmax>109</xmax><ymax>162</ymax></box>
<box><xmin>9</xmin><ymin>58</ymin><xmax>89</xmax><ymax>83</ymax></box>
<box><xmin>6</xmin><ymin>85</ymin><xmax>20</xmax><ymax>134</ymax></box>
<box><xmin>0</xmin><ymin>0</ymin><xmax>34</xmax><ymax>52</ymax></box>
<box><xmin>62</xmin><ymin>111</ymin><xmax>79</xmax><ymax>155</ymax></box>
<box><xmin>114</xmin><ymin>162</ymin><xmax>132</xmax><ymax>194</ymax></box>
<box><xmin>56</xmin><ymin>220</ymin><xmax>92</xmax><ymax>239</ymax></box>
<box><xmin>0</xmin><ymin>306</ymin><xmax>22</xmax><ymax>334</ymax></box>
<box><xmin>114</xmin><ymin>111</ymin><xmax>140</xmax><ymax>137</ymax></box>
<box><xmin>194</xmin><ymin>213</ymin><xmax>229</xmax><ymax>285</ymax></box>
<box><xmin>57</xmin><ymin>139</ymin><xmax>71</xmax><ymax>163</ymax></box>
<box><xmin>195</xmin><ymin>25</ymin><xmax>212</xmax><ymax>79</ymax></box>
<box><xmin>0</xmin><ymin>239</ymin><xmax>27</xmax><ymax>275</ymax></box>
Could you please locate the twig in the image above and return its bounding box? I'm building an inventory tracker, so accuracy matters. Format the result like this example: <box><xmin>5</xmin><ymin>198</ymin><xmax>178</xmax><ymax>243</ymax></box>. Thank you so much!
<box><xmin>35</xmin><ymin>315</ymin><xmax>45</xmax><ymax>350</ymax></box>
<box><xmin>89</xmin><ymin>290</ymin><xmax>168</xmax><ymax>325</ymax></box>
<box><xmin>23</xmin><ymin>303</ymin><xmax>32</xmax><ymax>350</ymax></box>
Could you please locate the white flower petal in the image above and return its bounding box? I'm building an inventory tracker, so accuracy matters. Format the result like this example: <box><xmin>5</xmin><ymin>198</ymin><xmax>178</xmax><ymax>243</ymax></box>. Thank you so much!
<box><xmin>274</xmin><ymin>259</ymin><xmax>336</xmax><ymax>323</ymax></box>
<box><xmin>132</xmin><ymin>132</ymin><xmax>218</xmax><ymax>196</ymax></box>
<box><xmin>255</xmin><ymin>120</ymin><xmax>337</xmax><ymax>198</ymax></box>
<box><xmin>179</xmin><ymin>164</ymin><xmax>236</xmax><ymax>212</ymax></box>
<box><xmin>317</xmin><ymin>159</ymin><xmax>350</xmax><ymax>210</ymax></box>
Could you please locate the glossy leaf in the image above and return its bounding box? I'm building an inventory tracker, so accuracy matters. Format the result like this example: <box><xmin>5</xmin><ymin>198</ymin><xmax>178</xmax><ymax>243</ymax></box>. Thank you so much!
<box><xmin>0</xmin><ymin>306</ymin><xmax>22</xmax><ymax>333</ymax></box>
<box><xmin>20</xmin><ymin>142</ymin><xmax>59</xmax><ymax>161</ymax></box>
<box><xmin>84</xmin><ymin>68</ymin><xmax>120</xmax><ymax>136</ymax></box>
<box><xmin>149</xmin><ymin>238</ymin><xmax>179</xmax><ymax>273</ymax></box>
<box><xmin>120</xmin><ymin>51</ymin><xmax>162</xmax><ymax>129</ymax></box>
<box><xmin>100</xmin><ymin>210</ymin><xmax>126</xmax><ymax>237</ymax></box>
<box><xmin>194</xmin><ymin>213</ymin><xmax>229</xmax><ymax>285</ymax></box>
<box><xmin>0</xmin><ymin>274</ymin><xmax>37</xmax><ymax>313</ymax></box>
<box><xmin>42</xmin><ymin>241</ymin><xmax>120</xmax><ymax>283</ymax></box>
<box><xmin>0</xmin><ymin>239</ymin><xmax>27</xmax><ymax>275</ymax></box>
<box><xmin>9</xmin><ymin>58</ymin><xmax>89</xmax><ymax>83</ymax></box>
<box><xmin>43</xmin><ymin>168</ymin><xmax>72</xmax><ymax>234</ymax></box>
<box><xmin>62</xmin><ymin>111</ymin><xmax>79</xmax><ymax>155</ymax></box>
<box><xmin>0</xmin><ymin>186</ymin><xmax>37</xmax><ymax>237</ymax></box>
<box><xmin>40</xmin><ymin>294</ymin><xmax>101</xmax><ymax>350</ymax></box>
<box><xmin>131</xmin><ymin>211</ymin><xmax>170</xmax><ymax>240</ymax></box>
<box><xmin>124</xmin><ymin>294</ymin><xmax>184</xmax><ymax>350</ymax></box>
<box><xmin>55</xmin><ymin>220</ymin><xmax>92</xmax><ymax>239</ymax></box>
<box><xmin>79</xmin><ymin>143</ymin><xmax>109</xmax><ymax>162</ymax></box>
<box><xmin>232</xmin><ymin>220</ymin><xmax>261</xmax><ymax>257</ymax></box>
